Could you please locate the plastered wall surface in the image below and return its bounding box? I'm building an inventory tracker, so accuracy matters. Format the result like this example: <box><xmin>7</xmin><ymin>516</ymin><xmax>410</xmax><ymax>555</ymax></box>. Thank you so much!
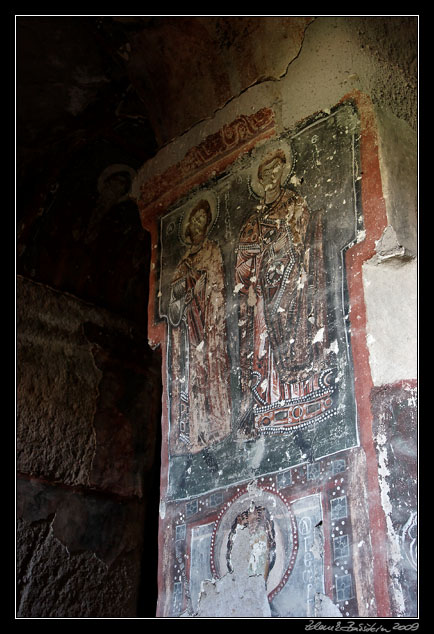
<box><xmin>133</xmin><ymin>17</ymin><xmax>417</xmax><ymax>619</ymax></box>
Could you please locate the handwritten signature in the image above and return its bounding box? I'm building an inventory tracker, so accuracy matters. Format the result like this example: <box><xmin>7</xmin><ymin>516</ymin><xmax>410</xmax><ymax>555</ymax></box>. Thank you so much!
<box><xmin>305</xmin><ymin>622</ymin><xmax>419</xmax><ymax>633</ymax></box>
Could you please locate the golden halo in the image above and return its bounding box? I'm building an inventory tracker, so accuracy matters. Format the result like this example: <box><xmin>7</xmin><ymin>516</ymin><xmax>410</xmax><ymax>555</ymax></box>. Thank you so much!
<box><xmin>249</xmin><ymin>140</ymin><xmax>294</xmax><ymax>199</ymax></box>
<box><xmin>178</xmin><ymin>191</ymin><xmax>219</xmax><ymax>246</ymax></box>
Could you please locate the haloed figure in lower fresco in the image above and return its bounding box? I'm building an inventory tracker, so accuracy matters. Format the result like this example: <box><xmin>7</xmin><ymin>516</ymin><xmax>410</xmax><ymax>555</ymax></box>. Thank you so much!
<box><xmin>168</xmin><ymin>198</ymin><xmax>231</xmax><ymax>455</ymax></box>
<box><xmin>226</xmin><ymin>503</ymin><xmax>276</xmax><ymax>582</ymax></box>
<box><xmin>236</xmin><ymin>147</ymin><xmax>333</xmax><ymax>435</ymax></box>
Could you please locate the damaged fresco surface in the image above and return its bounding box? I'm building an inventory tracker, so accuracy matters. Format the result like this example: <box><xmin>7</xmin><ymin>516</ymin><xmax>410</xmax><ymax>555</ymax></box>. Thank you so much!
<box><xmin>151</xmin><ymin>102</ymin><xmax>366</xmax><ymax>617</ymax></box>
<box><xmin>159</xmin><ymin>103</ymin><xmax>361</xmax><ymax>496</ymax></box>
<box><xmin>138</xmin><ymin>98</ymin><xmax>417</xmax><ymax>618</ymax></box>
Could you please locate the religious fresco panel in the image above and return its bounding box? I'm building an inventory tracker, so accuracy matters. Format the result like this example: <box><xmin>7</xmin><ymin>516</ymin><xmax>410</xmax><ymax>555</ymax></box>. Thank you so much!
<box><xmin>159</xmin><ymin>102</ymin><xmax>361</xmax><ymax>501</ymax></box>
<box><xmin>165</xmin><ymin>456</ymin><xmax>358</xmax><ymax>617</ymax></box>
<box><xmin>152</xmin><ymin>101</ymin><xmax>375</xmax><ymax>617</ymax></box>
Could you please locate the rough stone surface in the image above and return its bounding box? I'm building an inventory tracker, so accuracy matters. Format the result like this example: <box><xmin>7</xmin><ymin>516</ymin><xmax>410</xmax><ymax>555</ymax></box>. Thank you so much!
<box><xmin>17</xmin><ymin>516</ymin><xmax>141</xmax><ymax>618</ymax></box>
<box><xmin>17</xmin><ymin>279</ymin><xmax>100</xmax><ymax>487</ymax></box>
<box><xmin>17</xmin><ymin>275</ymin><xmax>160</xmax><ymax>495</ymax></box>
<box><xmin>125</xmin><ymin>16</ymin><xmax>314</xmax><ymax>146</ymax></box>
<box><xmin>137</xmin><ymin>17</ymin><xmax>417</xmax><ymax>184</ymax></box>
<box><xmin>17</xmin><ymin>477</ymin><xmax>145</xmax><ymax>566</ymax></box>
<box><xmin>375</xmin><ymin>108</ymin><xmax>417</xmax><ymax>255</ymax></box>
<box><xmin>17</xmin><ymin>276</ymin><xmax>162</xmax><ymax>618</ymax></box>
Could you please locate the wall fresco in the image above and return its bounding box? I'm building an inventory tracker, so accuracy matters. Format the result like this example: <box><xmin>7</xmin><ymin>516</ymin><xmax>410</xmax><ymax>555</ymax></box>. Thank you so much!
<box><xmin>149</xmin><ymin>101</ymin><xmax>372</xmax><ymax>617</ymax></box>
<box><xmin>166</xmin><ymin>195</ymin><xmax>232</xmax><ymax>455</ymax></box>
<box><xmin>132</xmin><ymin>89</ymin><xmax>418</xmax><ymax>617</ymax></box>
<box><xmin>159</xmin><ymin>102</ymin><xmax>361</xmax><ymax>501</ymax></box>
<box><xmin>164</xmin><ymin>456</ymin><xmax>359</xmax><ymax>617</ymax></box>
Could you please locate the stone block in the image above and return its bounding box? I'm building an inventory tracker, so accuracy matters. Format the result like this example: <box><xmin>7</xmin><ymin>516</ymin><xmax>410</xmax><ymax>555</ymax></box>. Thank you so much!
<box><xmin>17</xmin><ymin>276</ymin><xmax>160</xmax><ymax>497</ymax></box>
<box><xmin>16</xmin><ymin>477</ymin><xmax>145</xmax><ymax>617</ymax></box>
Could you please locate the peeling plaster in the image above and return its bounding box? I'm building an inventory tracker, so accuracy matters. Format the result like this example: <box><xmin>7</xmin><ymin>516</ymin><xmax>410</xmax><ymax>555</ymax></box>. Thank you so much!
<box><xmin>314</xmin><ymin>592</ymin><xmax>343</xmax><ymax>617</ymax></box>
<box><xmin>182</xmin><ymin>572</ymin><xmax>271</xmax><ymax>618</ymax></box>
<box><xmin>138</xmin><ymin>90</ymin><xmax>415</xmax><ymax>619</ymax></box>
<box><xmin>375</xmin><ymin>427</ymin><xmax>406</xmax><ymax>616</ymax></box>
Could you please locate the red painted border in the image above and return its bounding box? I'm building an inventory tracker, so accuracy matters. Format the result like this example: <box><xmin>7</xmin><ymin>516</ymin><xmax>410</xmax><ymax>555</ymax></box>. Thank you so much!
<box><xmin>321</xmin><ymin>484</ymin><xmax>334</xmax><ymax>602</ymax></box>
<box><xmin>137</xmin><ymin>108</ymin><xmax>276</xmax><ymax>232</ymax></box>
<box><xmin>341</xmin><ymin>91</ymin><xmax>391</xmax><ymax>616</ymax></box>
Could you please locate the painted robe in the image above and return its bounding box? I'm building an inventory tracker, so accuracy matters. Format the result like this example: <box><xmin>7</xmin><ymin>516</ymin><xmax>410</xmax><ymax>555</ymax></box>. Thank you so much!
<box><xmin>168</xmin><ymin>237</ymin><xmax>231</xmax><ymax>454</ymax></box>
<box><xmin>235</xmin><ymin>187</ymin><xmax>329</xmax><ymax>427</ymax></box>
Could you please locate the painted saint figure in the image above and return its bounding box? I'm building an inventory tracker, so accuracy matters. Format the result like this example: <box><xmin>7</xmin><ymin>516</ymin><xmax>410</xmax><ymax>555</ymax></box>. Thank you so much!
<box><xmin>226</xmin><ymin>503</ymin><xmax>276</xmax><ymax>582</ymax></box>
<box><xmin>168</xmin><ymin>198</ymin><xmax>231</xmax><ymax>455</ymax></box>
<box><xmin>236</xmin><ymin>148</ymin><xmax>331</xmax><ymax>434</ymax></box>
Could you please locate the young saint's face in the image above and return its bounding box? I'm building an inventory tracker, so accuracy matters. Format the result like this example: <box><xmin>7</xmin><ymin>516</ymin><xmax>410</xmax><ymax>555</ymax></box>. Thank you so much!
<box><xmin>188</xmin><ymin>208</ymin><xmax>209</xmax><ymax>244</ymax></box>
<box><xmin>259</xmin><ymin>157</ymin><xmax>284</xmax><ymax>190</ymax></box>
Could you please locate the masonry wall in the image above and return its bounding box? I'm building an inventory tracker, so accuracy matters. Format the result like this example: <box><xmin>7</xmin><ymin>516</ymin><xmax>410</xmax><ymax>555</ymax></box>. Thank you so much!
<box><xmin>16</xmin><ymin>276</ymin><xmax>162</xmax><ymax>617</ymax></box>
<box><xmin>133</xmin><ymin>17</ymin><xmax>417</xmax><ymax>618</ymax></box>
<box><xmin>16</xmin><ymin>103</ymin><xmax>162</xmax><ymax>615</ymax></box>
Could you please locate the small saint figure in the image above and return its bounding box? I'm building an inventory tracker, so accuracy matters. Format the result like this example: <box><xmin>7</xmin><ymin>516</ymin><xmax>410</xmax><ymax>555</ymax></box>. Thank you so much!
<box><xmin>168</xmin><ymin>198</ymin><xmax>231</xmax><ymax>455</ymax></box>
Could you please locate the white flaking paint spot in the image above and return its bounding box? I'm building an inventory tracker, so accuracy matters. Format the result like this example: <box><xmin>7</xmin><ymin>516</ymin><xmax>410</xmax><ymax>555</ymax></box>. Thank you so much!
<box><xmin>326</xmin><ymin>339</ymin><xmax>339</xmax><ymax>355</ymax></box>
<box><xmin>159</xmin><ymin>500</ymin><xmax>166</xmax><ymax>519</ymax></box>
<box><xmin>196</xmin><ymin>341</ymin><xmax>204</xmax><ymax>352</ymax></box>
<box><xmin>313</xmin><ymin>327</ymin><xmax>325</xmax><ymax>344</ymax></box>
<box><xmin>357</xmin><ymin>229</ymin><xmax>366</xmax><ymax>243</ymax></box>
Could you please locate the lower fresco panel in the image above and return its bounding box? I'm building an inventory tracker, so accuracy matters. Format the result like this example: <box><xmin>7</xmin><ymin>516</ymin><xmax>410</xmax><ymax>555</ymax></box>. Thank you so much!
<box><xmin>162</xmin><ymin>453</ymin><xmax>359</xmax><ymax>618</ymax></box>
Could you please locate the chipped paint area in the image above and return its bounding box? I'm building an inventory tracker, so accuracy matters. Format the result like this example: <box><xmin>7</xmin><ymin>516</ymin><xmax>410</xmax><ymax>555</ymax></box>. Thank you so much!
<box><xmin>370</xmin><ymin>381</ymin><xmax>417</xmax><ymax>617</ymax></box>
<box><xmin>313</xmin><ymin>327</ymin><xmax>325</xmax><ymax>344</ymax></box>
<box><xmin>375</xmin><ymin>428</ymin><xmax>406</xmax><ymax>616</ymax></box>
